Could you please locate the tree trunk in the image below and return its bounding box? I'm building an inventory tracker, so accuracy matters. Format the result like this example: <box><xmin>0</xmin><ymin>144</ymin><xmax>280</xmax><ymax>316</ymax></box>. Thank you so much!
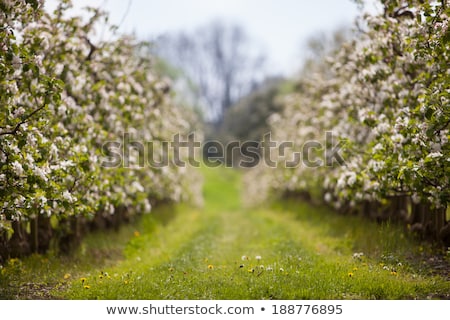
<box><xmin>30</xmin><ymin>216</ymin><xmax>38</xmax><ymax>254</ymax></box>
<box><xmin>9</xmin><ymin>220</ymin><xmax>30</xmax><ymax>257</ymax></box>
<box><xmin>386</xmin><ymin>195</ymin><xmax>408</xmax><ymax>222</ymax></box>
<box><xmin>0</xmin><ymin>229</ymin><xmax>9</xmax><ymax>263</ymax></box>
<box><xmin>432</xmin><ymin>206</ymin><xmax>446</xmax><ymax>240</ymax></box>
<box><xmin>409</xmin><ymin>198</ymin><xmax>424</xmax><ymax>225</ymax></box>
<box><xmin>58</xmin><ymin>216</ymin><xmax>82</xmax><ymax>254</ymax></box>
<box><xmin>38</xmin><ymin>214</ymin><xmax>52</xmax><ymax>253</ymax></box>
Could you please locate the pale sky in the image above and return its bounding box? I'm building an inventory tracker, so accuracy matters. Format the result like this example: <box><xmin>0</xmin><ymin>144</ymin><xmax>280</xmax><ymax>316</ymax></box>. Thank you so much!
<box><xmin>45</xmin><ymin>0</ymin><xmax>380</xmax><ymax>76</ymax></box>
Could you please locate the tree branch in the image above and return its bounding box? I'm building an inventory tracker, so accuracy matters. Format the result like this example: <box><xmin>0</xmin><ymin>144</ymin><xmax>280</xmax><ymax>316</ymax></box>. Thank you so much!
<box><xmin>0</xmin><ymin>104</ymin><xmax>47</xmax><ymax>136</ymax></box>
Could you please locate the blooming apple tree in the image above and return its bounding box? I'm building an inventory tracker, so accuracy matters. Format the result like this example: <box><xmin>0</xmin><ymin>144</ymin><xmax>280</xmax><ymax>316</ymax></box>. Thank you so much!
<box><xmin>0</xmin><ymin>0</ymin><xmax>202</xmax><ymax>258</ymax></box>
<box><xmin>248</xmin><ymin>0</ymin><xmax>449</xmax><ymax>240</ymax></box>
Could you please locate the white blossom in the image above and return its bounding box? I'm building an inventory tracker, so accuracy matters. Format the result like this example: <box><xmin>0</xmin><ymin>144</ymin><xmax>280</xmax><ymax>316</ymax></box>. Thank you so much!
<box><xmin>12</xmin><ymin>161</ymin><xmax>24</xmax><ymax>176</ymax></box>
<box><xmin>427</xmin><ymin>152</ymin><xmax>442</xmax><ymax>159</ymax></box>
<box><xmin>33</xmin><ymin>166</ymin><xmax>48</xmax><ymax>182</ymax></box>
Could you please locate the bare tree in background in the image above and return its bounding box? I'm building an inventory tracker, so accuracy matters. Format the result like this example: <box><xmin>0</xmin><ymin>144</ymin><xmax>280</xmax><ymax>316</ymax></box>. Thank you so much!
<box><xmin>153</xmin><ymin>20</ymin><xmax>266</xmax><ymax>123</ymax></box>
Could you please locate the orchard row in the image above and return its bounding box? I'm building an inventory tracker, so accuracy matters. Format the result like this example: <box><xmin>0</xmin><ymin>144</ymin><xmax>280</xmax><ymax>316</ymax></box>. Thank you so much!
<box><xmin>247</xmin><ymin>0</ymin><xmax>449</xmax><ymax>243</ymax></box>
<box><xmin>0</xmin><ymin>0</ymin><xmax>202</xmax><ymax>260</ymax></box>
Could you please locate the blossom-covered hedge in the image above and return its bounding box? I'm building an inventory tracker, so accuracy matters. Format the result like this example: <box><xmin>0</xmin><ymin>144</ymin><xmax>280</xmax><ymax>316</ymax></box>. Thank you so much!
<box><xmin>247</xmin><ymin>0</ymin><xmax>449</xmax><ymax>242</ymax></box>
<box><xmin>0</xmin><ymin>0</ymin><xmax>202</xmax><ymax>259</ymax></box>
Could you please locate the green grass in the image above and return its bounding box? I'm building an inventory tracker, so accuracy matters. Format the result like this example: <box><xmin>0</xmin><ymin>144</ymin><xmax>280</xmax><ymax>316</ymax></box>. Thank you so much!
<box><xmin>1</xmin><ymin>166</ymin><xmax>449</xmax><ymax>299</ymax></box>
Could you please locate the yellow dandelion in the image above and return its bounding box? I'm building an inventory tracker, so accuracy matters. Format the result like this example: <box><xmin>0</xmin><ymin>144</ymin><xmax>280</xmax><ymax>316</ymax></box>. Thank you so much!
<box><xmin>391</xmin><ymin>271</ymin><xmax>398</xmax><ymax>276</ymax></box>
<box><xmin>99</xmin><ymin>274</ymin><xmax>103</xmax><ymax>279</ymax></box>
<box><xmin>133</xmin><ymin>230</ymin><xmax>140</xmax><ymax>237</ymax></box>
<box><xmin>353</xmin><ymin>267</ymin><xmax>358</xmax><ymax>271</ymax></box>
<box><xmin>80</xmin><ymin>277</ymin><xmax>87</xmax><ymax>283</ymax></box>
<box><xmin>124</xmin><ymin>280</ymin><xmax>129</xmax><ymax>284</ymax></box>
<box><xmin>207</xmin><ymin>264</ymin><xmax>214</xmax><ymax>270</ymax></box>
<box><xmin>84</xmin><ymin>285</ymin><xmax>90</xmax><ymax>289</ymax></box>
<box><xmin>348</xmin><ymin>272</ymin><xmax>354</xmax><ymax>277</ymax></box>
<box><xmin>248</xmin><ymin>268</ymin><xmax>254</xmax><ymax>273</ymax></box>
<box><xmin>63</xmin><ymin>273</ymin><xmax>71</xmax><ymax>280</ymax></box>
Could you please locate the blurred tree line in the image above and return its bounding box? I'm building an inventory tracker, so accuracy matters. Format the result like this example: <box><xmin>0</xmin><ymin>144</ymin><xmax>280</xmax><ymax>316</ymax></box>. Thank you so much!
<box><xmin>152</xmin><ymin>20</ymin><xmax>350</xmax><ymax>166</ymax></box>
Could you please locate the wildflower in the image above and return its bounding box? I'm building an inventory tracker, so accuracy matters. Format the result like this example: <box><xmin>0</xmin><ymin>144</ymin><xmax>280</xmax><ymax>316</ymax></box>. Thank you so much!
<box><xmin>279</xmin><ymin>267</ymin><xmax>284</xmax><ymax>272</ymax></box>
<box><xmin>383</xmin><ymin>266</ymin><xmax>389</xmax><ymax>271</ymax></box>
<box><xmin>348</xmin><ymin>272</ymin><xmax>354</xmax><ymax>277</ymax></box>
<box><xmin>134</xmin><ymin>231</ymin><xmax>140</xmax><ymax>237</ymax></box>
<box><xmin>99</xmin><ymin>274</ymin><xmax>103</xmax><ymax>279</ymax></box>
<box><xmin>204</xmin><ymin>258</ymin><xmax>208</xmax><ymax>263</ymax></box>
<box><xmin>352</xmin><ymin>252</ymin><xmax>364</xmax><ymax>260</ymax></box>
<box><xmin>80</xmin><ymin>277</ymin><xmax>87</xmax><ymax>283</ymax></box>
<box><xmin>84</xmin><ymin>285</ymin><xmax>90</xmax><ymax>289</ymax></box>
<box><xmin>169</xmin><ymin>267</ymin><xmax>174</xmax><ymax>272</ymax></box>
<box><xmin>266</xmin><ymin>266</ymin><xmax>273</xmax><ymax>271</ymax></box>
<box><xmin>353</xmin><ymin>267</ymin><xmax>358</xmax><ymax>271</ymax></box>
<box><xmin>391</xmin><ymin>271</ymin><xmax>398</xmax><ymax>276</ymax></box>
<box><xmin>241</xmin><ymin>255</ymin><xmax>248</xmax><ymax>261</ymax></box>
<box><xmin>248</xmin><ymin>268</ymin><xmax>254</xmax><ymax>273</ymax></box>
<box><xmin>124</xmin><ymin>280</ymin><xmax>129</xmax><ymax>284</ymax></box>
<box><xmin>239</xmin><ymin>264</ymin><xmax>244</xmax><ymax>268</ymax></box>
<box><xmin>255</xmin><ymin>255</ymin><xmax>262</xmax><ymax>261</ymax></box>
<box><xmin>207</xmin><ymin>264</ymin><xmax>214</xmax><ymax>270</ymax></box>
<box><xmin>63</xmin><ymin>273</ymin><xmax>71</xmax><ymax>280</ymax></box>
<box><xmin>259</xmin><ymin>265</ymin><xmax>264</xmax><ymax>269</ymax></box>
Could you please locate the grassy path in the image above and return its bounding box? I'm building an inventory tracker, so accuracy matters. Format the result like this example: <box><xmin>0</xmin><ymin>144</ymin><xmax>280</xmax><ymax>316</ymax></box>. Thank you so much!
<box><xmin>2</xmin><ymin>167</ymin><xmax>448</xmax><ymax>299</ymax></box>
<box><xmin>57</xmin><ymin>167</ymin><xmax>448</xmax><ymax>299</ymax></box>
